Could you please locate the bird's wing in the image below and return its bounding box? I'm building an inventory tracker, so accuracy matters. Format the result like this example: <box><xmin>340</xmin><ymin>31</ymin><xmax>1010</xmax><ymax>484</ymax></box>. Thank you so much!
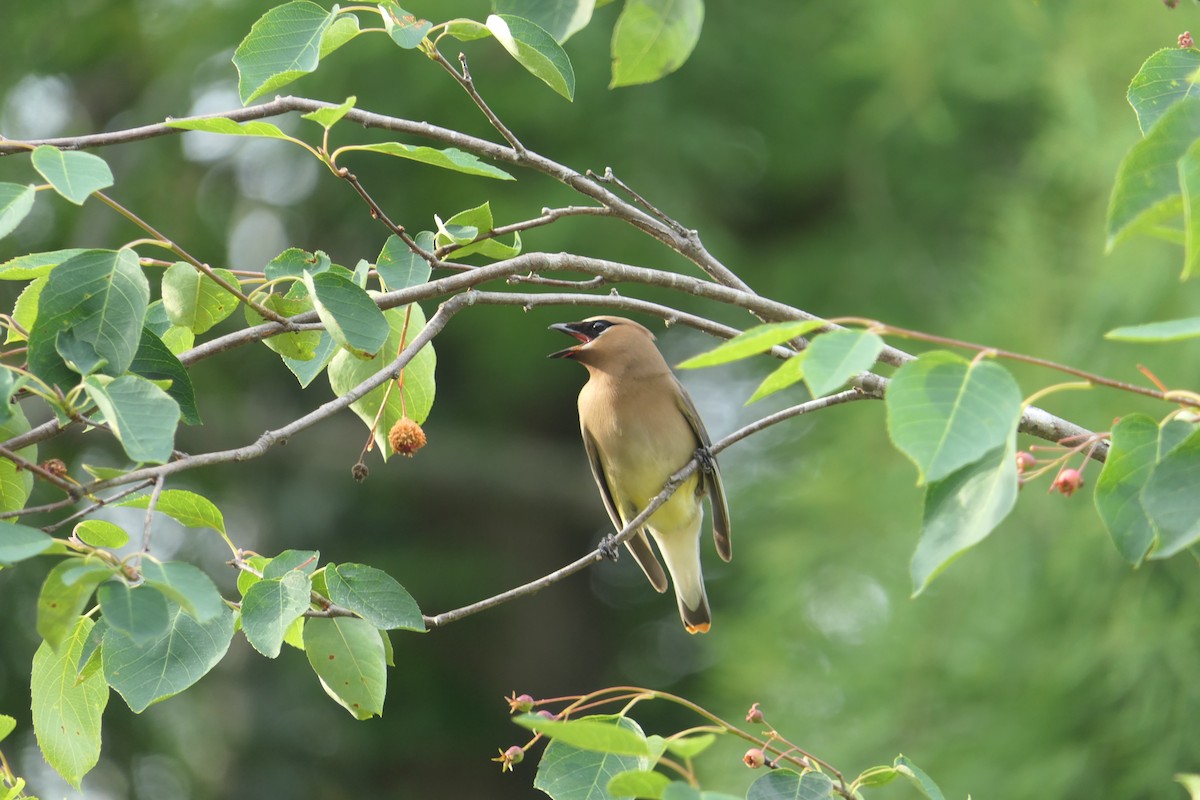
<box><xmin>583</xmin><ymin>427</ymin><xmax>669</xmax><ymax>592</ymax></box>
<box><xmin>674</xmin><ymin>377</ymin><xmax>732</xmax><ymax>562</ymax></box>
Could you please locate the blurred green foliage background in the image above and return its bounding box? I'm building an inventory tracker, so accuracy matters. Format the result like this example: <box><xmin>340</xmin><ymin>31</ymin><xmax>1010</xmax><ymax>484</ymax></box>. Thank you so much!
<box><xmin>1</xmin><ymin>1</ymin><xmax>1199</xmax><ymax>798</ymax></box>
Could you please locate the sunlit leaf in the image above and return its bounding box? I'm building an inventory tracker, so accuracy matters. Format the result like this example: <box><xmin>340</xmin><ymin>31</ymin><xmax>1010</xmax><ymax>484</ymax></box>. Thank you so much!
<box><xmin>341</xmin><ymin>142</ymin><xmax>514</xmax><ymax>180</ymax></box>
<box><xmin>0</xmin><ymin>248</ymin><xmax>88</xmax><ymax>281</ymax></box>
<box><xmin>1106</xmin><ymin>316</ymin><xmax>1200</xmax><ymax>342</ymax></box>
<box><xmin>486</xmin><ymin>14</ymin><xmax>575</xmax><ymax>100</ymax></box>
<box><xmin>514</xmin><ymin>714</ymin><xmax>652</xmax><ymax>756</ymax></box>
<box><xmin>1127</xmin><ymin>48</ymin><xmax>1200</xmax><ymax>134</ymax></box>
<box><xmin>31</xmin><ymin>617</ymin><xmax>108</xmax><ymax>787</ymax></box>
<box><xmin>164</xmin><ymin>117</ymin><xmax>292</xmax><ymax>139</ymax></box>
<box><xmin>608</xmin><ymin>770</ymin><xmax>670</xmax><ymax>799</ymax></box>
<box><xmin>534</xmin><ymin>715</ymin><xmax>651</xmax><ymax>799</ymax></box>
<box><xmin>494</xmin><ymin>0</ymin><xmax>594</xmax><ymax>43</ymax></box>
<box><xmin>379</xmin><ymin>1</ymin><xmax>432</xmax><ymax>48</ymax></box>
<box><xmin>31</xmin><ymin>146</ymin><xmax>113</xmax><ymax>205</ymax></box>
<box><xmin>679</xmin><ymin>321</ymin><xmax>823</xmax><ymax>369</ymax></box>
<box><xmin>233</xmin><ymin>1</ymin><xmax>338</xmax><ymax>104</ymax></box>
<box><xmin>304</xmin><ymin>616</ymin><xmax>387</xmax><ymax>719</ymax></box>
<box><xmin>802</xmin><ymin>329</ymin><xmax>883</xmax><ymax>397</ymax></box>
<box><xmin>610</xmin><ymin>0</ymin><xmax>703</xmax><ymax>88</ymax></box>
<box><xmin>301</xmin><ymin>95</ymin><xmax>356</xmax><ymax>129</ymax></box>
<box><xmin>0</xmin><ymin>182</ymin><xmax>35</xmax><ymax>238</ymax></box>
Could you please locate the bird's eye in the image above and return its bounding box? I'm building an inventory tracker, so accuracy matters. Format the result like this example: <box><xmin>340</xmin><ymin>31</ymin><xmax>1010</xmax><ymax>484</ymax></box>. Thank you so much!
<box><xmin>588</xmin><ymin>321</ymin><xmax>611</xmax><ymax>335</ymax></box>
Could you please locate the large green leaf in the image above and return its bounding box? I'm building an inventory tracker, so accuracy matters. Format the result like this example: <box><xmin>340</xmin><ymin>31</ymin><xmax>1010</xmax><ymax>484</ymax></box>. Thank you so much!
<box><xmin>30</xmin><ymin>617</ymin><xmax>108</xmax><ymax>788</ymax></box>
<box><xmin>1127</xmin><ymin>48</ymin><xmax>1200</xmax><ymax>135</ymax></box>
<box><xmin>303</xmin><ymin>616</ymin><xmax>388</xmax><ymax>719</ymax></box>
<box><xmin>27</xmin><ymin>249</ymin><xmax>150</xmax><ymax>389</ymax></box>
<box><xmin>494</xmin><ymin>0</ymin><xmax>594</xmax><ymax>42</ymax></box>
<box><xmin>746</xmin><ymin>769</ymin><xmax>836</xmax><ymax>800</ymax></box>
<box><xmin>0</xmin><ymin>406</ymin><xmax>35</xmax><ymax>517</ymax></box>
<box><xmin>0</xmin><ymin>523</ymin><xmax>54</xmax><ymax>565</ymax></box>
<box><xmin>241</xmin><ymin>571</ymin><xmax>312</xmax><ymax>658</ymax></box>
<box><xmin>118</xmin><ymin>489</ymin><xmax>228</xmax><ymax>544</ymax></box>
<box><xmin>486</xmin><ymin>14</ymin><xmax>576</xmax><ymax>100</ymax></box>
<box><xmin>1144</xmin><ymin>424</ymin><xmax>1200</xmax><ymax>558</ymax></box>
<box><xmin>1107</xmin><ymin>97</ymin><xmax>1200</xmax><ymax>250</ymax></box>
<box><xmin>301</xmin><ymin>95</ymin><xmax>356</xmax><ymax>129</ymax></box>
<box><xmin>802</xmin><ymin>330</ymin><xmax>883</xmax><ymax>397</ymax></box>
<box><xmin>328</xmin><ymin>302</ymin><xmax>436</xmax><ymax>459</ymax></box>
<box><xmin>434</xmin><ymin>202</ymin><xmax>522</xmax><ymax>260</ymax></box>
<box><xmin>894</xmin><ymin>755</ymin><xmax>946</xmax><ymax>800</ymax></box>
<box><xmin>84</xmin><ymin>374</ymin><xmax>180</xmax><ymax>464</ymax></box>
<box><xmin>0</xmin><ymin>182</ymin><xmax>35</xmax><ymax>238</ymax></box>
<box><xmin>73</xmin><ymin>519</ymin><xmax>129</xmax><ymax>549</ymax></box>
<box><xmin>376</xmin><ymin>231</ymin><xmax>434</xmax><ymax>292</ymax></box>
<box><xmin>608</xmin><ymin>770</ymin><xmax>670</xmax><ymax>799</ymax></box>
<box><xmin>104</xmin><ymin>604</ymin><xmax>235</xmax><ymax>713</ymax></box>
<box><xmin>339</xmin><ymin>142</ymin><xmax>514</xmax><ymax>180</ymax></box>
<box><xmin>1093</xmin><ymin>414</ymin><xmax>1160</xmax><ymax>563</ymax></box>
<box><xmin>282</xmin><ymin>330</ymin><xmax>339</xmax><ymax>388</ymax></box>
<box><xmin>911</xmin><ymin>443</ymin><xmax>1018</xmax><ymax>596</ymax></box>
<box><xmin>303</xmin><ymin>270</ymin><xmax>390</xmax><ymax>359</ymax></box>
<box><xmin>515</xmin><ymin>714</ymin><xmax>652</xmax><ymax>756</ymax></box>
<box><xmin>233</xmin><ymin>1</ymin><xmax>338</xmax><ymax>104</ymax></box>
<box><xmin>326</xmin><ymin>562</ymin><xmax>425</xmax><ymax>631</ymax></box>
<box><xmin>534</xmin><ymin>715</ymin><xmax>650</xmax><ymax>800</ymax></box>
<box><xmin>31</xmin><ymin>146</ymin><xmax>113</xmax><ymax>205</ymax></box>
<box><xmin>7</xmin><ymin>275</ymin><xmax>46</xmax><ymax>343</ymax></box>
<box><xmin>246</xmin><ymin>286</ymin><xmax>322</xmax><ymax>361</ymax></box>
<box><xmin>610</xmin><ymin>0</ymin><xmax>703</xmax><ymax>88</ymax></box>
<box><xmin>677</xmin><ymin>320</ymin><xmax>824</xmax><ymax>369</ymax></box>
<box><xmin>885</xmin><ymin>351</ymin><xmax>1023</xmax><ymax>485</ymax></box>
<box><xmin>36</xmin><ymin>558</ymin><xmax>115</xmax><ymax>652</ymax></box>
<box><xmin>165</xmin><ymin>117</ymin><xmax>292</xmax><ymax>139</ymax></box>
<box><xmin>130</xmin><ymin>326</ymin><xmax>202</xmax><ymax>426</ymax></box>
<box><xmin>161</xmin><ymin>262</ymin><xmax>240</xmax><ymax>334</ymax></box>
<box><xmin>1179</xmin><ymin>139</ymin><xmax>1200</xmax><ymax>278</ymax></box>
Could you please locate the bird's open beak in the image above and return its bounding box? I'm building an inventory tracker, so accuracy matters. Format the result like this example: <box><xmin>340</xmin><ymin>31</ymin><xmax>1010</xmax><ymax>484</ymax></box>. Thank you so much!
<box><xmin>548</xmin><ymin>322</ymin><xmax>590</xmax><ymax>359</ymax></box>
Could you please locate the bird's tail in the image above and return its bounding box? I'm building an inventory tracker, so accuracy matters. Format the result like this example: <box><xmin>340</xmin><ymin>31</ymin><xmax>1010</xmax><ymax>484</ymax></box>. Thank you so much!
<box><xmin>655</xmin><ymin>526</ymin><xmax>712</xmax><ymax>634</ymax></box>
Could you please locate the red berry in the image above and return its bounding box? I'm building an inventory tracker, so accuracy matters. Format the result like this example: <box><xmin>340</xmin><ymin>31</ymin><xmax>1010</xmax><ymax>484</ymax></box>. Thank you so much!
<box><xmin>1052</xmin><ymin>468</ymin><xmax>1084</xmax><ymax>497</ymax></box>
<box><xmin>1015</xmin><ymin>451</ymin><xmax>1036</xmax><ymax>473</ymax></box>
<box><xmin>743</xmin><ymin>748</ymin><xmax>766</xmax><ymax>769</ymax></box>
<box><xmin>745</xmin><ymin>702</ymin><xmax>764</xmax><ymax>723</ymax></box>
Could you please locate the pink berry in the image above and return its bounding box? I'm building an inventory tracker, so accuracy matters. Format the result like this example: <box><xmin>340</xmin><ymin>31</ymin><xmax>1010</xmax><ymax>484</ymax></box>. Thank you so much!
<box><xmin>743</xmin><ymin>748</ymin><xmax>766</xmax><ymax>769</ymax></box>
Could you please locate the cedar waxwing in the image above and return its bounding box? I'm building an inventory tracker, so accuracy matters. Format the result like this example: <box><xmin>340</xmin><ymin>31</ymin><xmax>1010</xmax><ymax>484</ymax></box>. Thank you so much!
<box><xmin>550</xmin><ymin>316</ymin><xmax>731</xmax><ymax>634</ymax></box>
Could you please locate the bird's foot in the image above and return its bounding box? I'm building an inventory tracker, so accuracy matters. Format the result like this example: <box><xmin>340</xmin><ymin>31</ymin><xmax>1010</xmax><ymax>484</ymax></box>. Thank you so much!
<box><xmin>694</xmin><ymin>446</ymin><xmax>716</xmax><ymax>475</ymax></box>
<box><xmin>598</xmin><ymin>534</ymin><xmax>620</xmax><ymax>561</ymax></box>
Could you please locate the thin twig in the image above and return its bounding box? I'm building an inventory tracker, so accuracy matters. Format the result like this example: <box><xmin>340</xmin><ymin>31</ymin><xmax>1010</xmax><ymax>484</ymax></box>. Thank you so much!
<box><xmin>136</xmin><ymin>475</ymin><xmax>165</xmax><ymax>566</ymax></box>
<box><xmin>436</xmin><ymin>206</ymin><xmax>612</xmax><ymax>260</ymax></box>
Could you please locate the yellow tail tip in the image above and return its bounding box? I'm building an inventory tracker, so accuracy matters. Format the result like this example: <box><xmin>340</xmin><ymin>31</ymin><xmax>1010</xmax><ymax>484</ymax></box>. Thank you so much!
<box><xmin>685</xmin><ymin>622</ymin><xmax>711</xmax><ymax>634</ymax></box>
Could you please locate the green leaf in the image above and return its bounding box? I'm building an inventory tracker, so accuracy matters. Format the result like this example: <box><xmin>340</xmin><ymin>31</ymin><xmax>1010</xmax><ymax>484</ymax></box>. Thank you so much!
<box><xmin>118</xmin><ymin>489</ymin><xmax>228</xmax><ymax>540</ymax></box>
<box><xmin>746</xmin><ymin>769</ymin><xmax>835</xmax><ymax>800</ymax></box>
<box><xmin>246</xmin><ymin>287</ymin><xmax>322</xmax><ymax>361</ymax></box>
<box><xmin>304</xmin><ymin>270</ymin><xmax>390</xmax><ymax>358</ymax></box>
<box><xmin>1144</xmin><ymin>425</ymin><xmax>1200</xmax><ymax>558</ymax></box>
<box><xmin>36</xmin><ymin>558</ymin><xmax>114</xmax><ymax>652</ymax></box>
<box><xmin>379</xmin><ymin>1</ymin><xmax>432</xmax><ymax>48</ymax></box>
<box><xmin>534</xmin><ymin>715</ymin><xmax>651</xmax><ymax>800</ymax></box>
<box><xmin>321</xmin><ymin>13</ymin><xmax>362</xmax><ymax>57</ymax></box>
<box><xmin>854</xmin><ymin>766</ymin><xmax>901</xmax><ymax>788</ymax></box>
<box><xmin>0</xmin><ymin>369</ymin><xmax>22</xmax><ymax>424</ymax></box>
<box><xmin>0</xmin><ymin>714</ymin><xmax>14</xmax><ymax>743</ymax></box>
<box><xmin>73</xmin><ymin>519</ymin><xmax>130</xmax><ymax>549</ymax></box>
<box><xmin>0</xmin><ymin>182</ymin><xmax>35</xmax><ymax>238</ymax></box>
<box><xmin>1107</xmin><ymin>97</ymin><xmax>1200</xmax><ymax>251</ymax></box>
<box><xmin>610</xmin><ymin>0</ymin><xmax>703</xmax><ymax>88</ymax></box>
<box><xmin>241</xmin><ymin>571</ymin><xmax>312</xmax><ymax>658</ymax></box>
<box><xmin>304</xmin><ymin>616</ymin><xmax>388</xmax><ymax>719</ymax></box>
<box><xmin>514</xmin><ymin>714</ymin><xmax>652</xmax><ymax>756</ymax></box>
<box><xmin>1179</xmin><ymin>139</ymin><xmax>1200</xmax><ymax>279</ymax></box>
<box><xmin>608</xmin><ymin>770</ymin><xmax>670</xmax><ymax>799</ymax></box>
<box><xmin>444</xmin><ymin>18</ymin><xmax>492</xmax><ymax>41</ymax></box>
<box><xmin>164</xmin><ymin>117</ymin><xmax>292</xmax><ymax>139</ymax></box>
<box><xmin>433</xmin><ymin>202</ymin><xmax>522</xmax><ymax>260</ymax></box>
<box><xmin>237</xmin><ymin>554</ymin><xmax>271</xmax><ymax>596</ymax></box>
<box><xmin>97</xmin><ymin>582</ymin><xmax>171</xmax><ymax>644</ymax></box>
<box><xmin>301</xmin><ymin>95</ymin><xmax>356</xmax><ymax>129</ymax></box>
<box><xmin>263</xmin><ymin>549</ymin><xmax>320</xmax><ymax>579</ymax></box>
<box><xmin>0</xmin><ymin>523</ymin><xmax>54</xmax><ymax>565</ymax></box>
<box><xmin>894</xmin><ymin>755</ymin><xmax>946</xmax><ymax>800</ymax></box>
<box><xmin>7</xmin><ymin>275</ymin><xmax>46</xmax><ymax>343</ymax></box>
<box><xmin>139</xmin><ymin>560</ymin><xmax>226</xmax><ymax>622</ymax></box>
<box><xmin>27</xmin><ymin>248</ymin><xmax>150</xmax><ymax>389</ymax></box>
<box><xmin>326</xmin><ymin>562</ymin><xmax>425</xmax><ymax>631</ymax></box>
<box><xmin>31</xmin><ymin>146</ymin><xmax>113</xmax><ymax>205</ymax></box>
<box><xmin>911</xmin><ymin>443</ymin><xmax>1018</xmax><ymax>596</ymax></box>
<box><xmin>376</xmin><ymin>231</ymin><xmax>434</xmax><ymax>292</ymax></box>
<box><xmin>885</xmin><ymin>351</ymin><xmax>1023</xmax><ymax>485</ymax></box>
<box><xmin>1127</xmin><ymin>48</ymin><xmax>1200</xmax><ymax>135</ymax></box>
<box><xmin>803</xmin><ymin>330</ymin><xmax>883</xmax><ymax>397</ymax></box>
<box><xmin>265</xmin><ymin>247</ymin><xmax>330</xmax><ymax>280</ymax></box>
<box><xmin>131</xmin><ymin>326</ymin><xmax>202</xmax><ymax>426</ymax></box>
<box><xmin>0</xmin><ymin>248</ymin><xmax>89</xmax><ymax>280</ymax></box>
<box><xmin>677</xmin><ymin>320</ymin><xmax>824</xmax><ymax>369</ymax></box>
<box><xmin>282</xmin><ymin>330</ymin><xmax>339</xmax><ymax>388</ymax></box>
<box><xmin>0</xmin><ymin>406</ymin><xmax>35</xmax><ymax>515</ymax></box>
<box><xmin>233</xmin><ymin>1</ymin><xmax>338</xmax><ymax>104</ymax></box>
<box><xmin>747</xmin><ymin>353</ymin><xmax>808</xmax><ymax>404</ymax></box>
<box><xmin>1178</xmin><ymin>773</ymin><xmax>1200</xmax><ymax>800</ymax></box>
<box><xmin>1093</xmin><ymin>414</ymin><xmax>1160</xmax><ymax>563</ymax></box>
<box><xmin>83</xmin><ymin>374</ymin><xmax>180</xmax><ymax>464</ymax></box>
<box><xmin>341</xmin><ymin>141</ymin><xmax>514</xmax><ymax>180</ymax></box>
<box><xmin>161</xmin><ymin>262</ymin><xmax>240</xmax><ymax>335</ymax></box>
<box><xmin>663</xmin><ymin>733</ymin><xmax>717</xmax><ymax>760</ymax></box>
<box><xmin>30</xmin><ymin>617</ymin><xmax>108</xmax><ymax>788</ymax></box>
<box><xmin>328</xmin><ymin>302</ymin><xmax>436</xmax><ymax>459</ymax></box>
<box><xmin>104</xmin><ymin>604</ymin><xmax>235</xmax><ymax>713</ymax></box>
<box><xmin>486</xmin><ymin>14</ymin><xmax>576</xmax><ymax>100</ymax></box>
<box><xmin>1105</xmin><ymin>316</ymin><xmax>1200</xmax><ymax>342</ymax></box>
<box><xmin>494</xmin><ymin>0</ymin><xmax>594</xmax><ymax>43</ymax></box>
